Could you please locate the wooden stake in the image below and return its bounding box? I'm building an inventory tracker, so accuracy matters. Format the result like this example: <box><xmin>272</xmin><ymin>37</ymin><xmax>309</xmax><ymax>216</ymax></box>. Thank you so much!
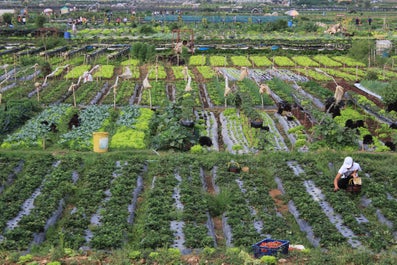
<box><xmin>149</xmin><ymin>89</ymin><xmax>152</xmax><ymax>109</ymax></box>
<box><xmin>73</xmin><ymin>86</ymin><xmax>76</xmax><ymax>107</ymax></box>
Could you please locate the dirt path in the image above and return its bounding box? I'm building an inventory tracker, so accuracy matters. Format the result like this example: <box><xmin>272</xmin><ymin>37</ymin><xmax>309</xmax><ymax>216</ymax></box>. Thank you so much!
<box><xmin>204</xmin><ymin>170</ymin><xmax>225</xmax><ymax>246</ymax></box>
<box><xmin>191</xmin><ymin>67</ymin><xmax>210</xmax><ymax>108</ymax></box>
<box><xmin>212</xmin><ymin>109</ymin><xmax>225</xmax><ymax>152</ymax></box>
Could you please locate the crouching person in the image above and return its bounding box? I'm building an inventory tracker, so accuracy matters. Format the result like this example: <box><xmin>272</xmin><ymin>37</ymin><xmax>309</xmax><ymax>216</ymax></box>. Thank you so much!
<box><xmin>334</xmin><ymin>156</ymin><xmax>362</xmax><ymax>192</ymax></box>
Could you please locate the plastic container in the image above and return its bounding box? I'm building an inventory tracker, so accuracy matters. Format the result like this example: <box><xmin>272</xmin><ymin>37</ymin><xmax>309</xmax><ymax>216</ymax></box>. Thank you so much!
<box><xmin>93</xmin><ymin>132</ymin><xmax>109</xmax><ymax>153</ymax></box>
<box><xmin>64</xmin><ymin>31</ymin><xmax>71</xmax><ymax>39</ymax></box>
<box><xmin>252</xmin><ymin>238</ymin><xmax>289</xmax><ymax>258</ymax></box>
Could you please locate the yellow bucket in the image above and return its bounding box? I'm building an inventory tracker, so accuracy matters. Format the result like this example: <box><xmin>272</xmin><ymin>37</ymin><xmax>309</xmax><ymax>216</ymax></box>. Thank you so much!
<box><xmin>93</xmin><ymin>132</ymin><xmax>109</xmax><ymax>153</ymax></box>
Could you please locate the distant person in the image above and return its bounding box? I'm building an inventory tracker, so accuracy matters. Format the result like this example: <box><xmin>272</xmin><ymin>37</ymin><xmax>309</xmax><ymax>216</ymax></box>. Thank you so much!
<box><xmin>368</xmin><ymin>17</ymin><xmax>372</xmax><ymax>26</ymax></box>
<box><xmin>355</xmin><ymin>17</ymin><xmax>360</xmax><ymax>26</ymax></box>
<box><xmin>72</xmin><ymin>22</ymin><xmax>77</xmax><ymax>35</ymax></box>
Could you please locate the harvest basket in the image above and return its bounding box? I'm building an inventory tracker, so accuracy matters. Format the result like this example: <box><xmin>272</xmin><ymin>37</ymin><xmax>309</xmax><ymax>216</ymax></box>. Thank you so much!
<box><xmin>252</xmin><ymin>238</ymin><xmax>289</xmax><ymax>258</ymax></box>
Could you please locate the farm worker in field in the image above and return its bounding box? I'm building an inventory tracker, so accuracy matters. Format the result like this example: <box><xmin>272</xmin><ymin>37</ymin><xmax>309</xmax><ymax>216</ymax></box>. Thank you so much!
<box><xmin>72</xmin><ymin>22</ymin><xmax>77</xmax><ymax>35</ymax></box>
<box><xmin>334</xmin><ymin>156</ymin><xmax>362</xmax><ymax>192</ymax></box>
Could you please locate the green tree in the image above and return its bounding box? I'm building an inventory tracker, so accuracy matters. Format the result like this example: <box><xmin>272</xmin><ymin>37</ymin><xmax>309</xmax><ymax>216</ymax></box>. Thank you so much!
<box><xmin>131</xmin><ymin>42</ymin><xmax>155</xmax><ymax>63</ymax></box>
<box><xmin>2</xmin><ymin>13</ymin><xmax>13</xmax><ymax>25</ymax></box>
<box><xmin>263</xmin><ymin>19</ymin><xmax>288</xmax><ymax>32</ymax></box>
<box><xmin>348</xmin><ymin>39</ymin><xmax>373</xmax><ymax>64</ymax></box>
<box><xmin>364</xmin><ymin>70</ymin><xmax>378</xmax><ymax>81</ymax></box>
<box><xmin>381</xmin><ymin>80</ymin><xmax>397</xmax><ymax>109</ymax></box>
<box><xmin>139</xmin><ymin>25</ymin><xmax>155</xmax><ymax>34</ymax></box>
<box><xmin>35</xmin><ymin>15</ymin><xmax>47</xmax><ymax>28</ymax></box>
<box><xmin>302</xmin><ymin>21</ymin><xmax>319</xmax><ymax>32</ymax></box>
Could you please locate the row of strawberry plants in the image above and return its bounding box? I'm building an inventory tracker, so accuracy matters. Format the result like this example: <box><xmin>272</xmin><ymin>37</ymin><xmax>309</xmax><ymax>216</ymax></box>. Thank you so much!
<box><xmin>362</xmin><ymin>155</ymin><xmax>397</xmax><ymax>227</ymax></box>
<box><xmin>220</xmin><ymin>171</ymin><xmax>261</xmax><ymax>246</ymax></box>
<box><xmin>295</xmin><ymin>154</ymin><xmax>397</xmax><ymax>252</ymax></box>
<box><xmin>0</xmin><ymin>156</ymin><xmax>23</xmax><ymax>191</ymax></box>
<box><xmin>90</xmin><ymin>159</ymin><xmax>145</xmax><ymax>249</ymax></box>
<box><xmin>278</xmin><ymin>159</ymin><xmax>348</xmax><ymax>248</ymax></box>
<box><xmin>234</xmin><ymin>156</ymin><xmax>305</xmax><ymax>242</ymax></box>
<box><xmin>0</xmin><ymin>155</ymin><xmax>54</xmax><ymax>248</ymax></box>
<box><xmin>1</xmin><ymin>156</ymin><xmax>82</xmax><ymax>250</ymax></box>
<box><xmin>0</xmin><ymin>151</ymin><xmax>396</xmax><ymax>254</ymax></box>
<box><xmin>52</xmin><ymin>157</ymin><xmax>116</xmax><ymax>249</ymax></box>
<box><xmin>138</xmin><ymin>160</ymin><xmax>177</xmax><ymax>249</ymax></box>
<box><xmin>179</xmin><ymin>162</ymin><xmax>215</xmax><ymax>248</ymax></box>
<box><xmin>1</xmin><ymin>81</ymin><xmax>36</xmax><ymax>101</ymax></box>
<box><xmin>214</xmin><ymin>156</ymin><xmax>299</xmax><ymax>247</ymax></box>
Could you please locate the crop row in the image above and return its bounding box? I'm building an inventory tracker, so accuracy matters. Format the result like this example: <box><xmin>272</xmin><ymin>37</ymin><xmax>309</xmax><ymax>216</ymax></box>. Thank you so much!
<box><xmin>0</xmin><ymin>152</ymin><xmax>395</xmax><ymax>254</ymax></box>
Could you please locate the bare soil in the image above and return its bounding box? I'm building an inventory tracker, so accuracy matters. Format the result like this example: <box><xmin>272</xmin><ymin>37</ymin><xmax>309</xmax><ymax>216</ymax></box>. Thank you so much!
<box><xmin>269</xmin><ymin>189</ymin><xmax>289</xmax><ymax>214</ymax></box>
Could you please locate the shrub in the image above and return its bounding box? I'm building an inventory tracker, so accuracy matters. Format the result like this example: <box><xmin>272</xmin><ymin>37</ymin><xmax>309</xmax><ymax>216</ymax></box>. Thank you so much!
<box><xmin>128</xmin><ymin>250</ymin><xmax>141</xmax><ymax>260</ymax></box>
<box><xmin>190</xmin><ymin>144</ymin><xmax>204</xmax><ymax>154</ymax></box>
<box><xmin>260</xmin><ymin>255</ymin><xmax>277</xmax><ymax>264</ymax></box>
<box><xmin>18</xmin><ymin>254</ymin><xmax>33</xmax><ymax>263</ymax></box>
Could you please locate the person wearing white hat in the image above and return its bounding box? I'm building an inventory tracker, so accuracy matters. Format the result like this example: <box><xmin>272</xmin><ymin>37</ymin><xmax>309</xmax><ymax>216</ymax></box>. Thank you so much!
<box><xmin>333</xmin><ymin>156</ymin><xmax>362</xmax><ymax>192</ymax></box>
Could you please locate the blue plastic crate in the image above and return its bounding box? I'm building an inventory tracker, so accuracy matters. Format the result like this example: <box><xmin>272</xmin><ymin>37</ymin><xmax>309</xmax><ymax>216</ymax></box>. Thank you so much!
<box><xmin>252</xmin><ymin>238</ymin><xmax>289</xmax><ymax>258</ymax></box>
